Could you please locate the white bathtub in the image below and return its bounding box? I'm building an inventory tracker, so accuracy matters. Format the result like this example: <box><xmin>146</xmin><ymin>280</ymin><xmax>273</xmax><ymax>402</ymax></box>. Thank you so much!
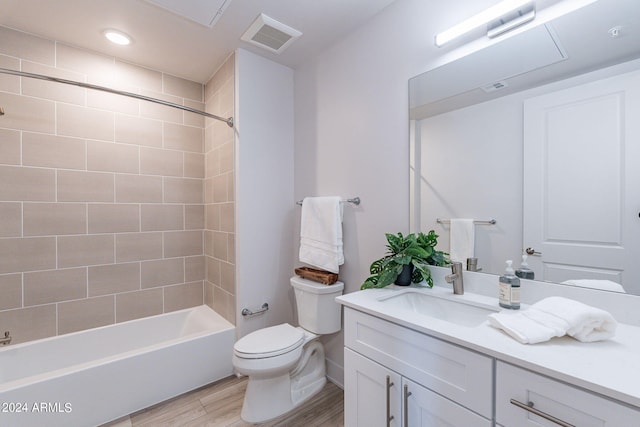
<box><xmin>0</xmin><ymin>305</ymin><xmax>235</xmax><ymax>427</ymax></box>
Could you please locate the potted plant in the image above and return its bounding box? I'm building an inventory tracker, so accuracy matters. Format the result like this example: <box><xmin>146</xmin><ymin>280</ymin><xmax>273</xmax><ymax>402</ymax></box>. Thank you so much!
<box><xmin>361</xmin><ymin>231</ymin><xmax>450</xmax><ymax>289</ymax></box>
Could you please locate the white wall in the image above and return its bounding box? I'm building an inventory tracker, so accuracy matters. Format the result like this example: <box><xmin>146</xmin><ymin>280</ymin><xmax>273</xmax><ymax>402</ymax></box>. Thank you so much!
<box><xmin>292</xmin><ymin>0</ymin><xmax>504</xmax><ymax>385</ymax></box>
<box><xmin>235</xmin><ymin>49</ymin><xmax>296</xmax><ymax>339</ymax></box>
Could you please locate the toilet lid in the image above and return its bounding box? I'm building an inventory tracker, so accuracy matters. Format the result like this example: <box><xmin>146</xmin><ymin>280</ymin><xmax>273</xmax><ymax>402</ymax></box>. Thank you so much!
<box><xmin>234</xmin><ymin>323</ymin><xmax>305</xmax><ymax>359</ymax></box>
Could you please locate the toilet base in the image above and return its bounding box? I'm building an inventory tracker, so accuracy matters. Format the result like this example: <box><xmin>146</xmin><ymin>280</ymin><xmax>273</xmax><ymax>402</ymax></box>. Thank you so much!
<box><xmin>239</xmin><ymin>341</ymin><xmax>326</xmax><ymax>423</ymax></box>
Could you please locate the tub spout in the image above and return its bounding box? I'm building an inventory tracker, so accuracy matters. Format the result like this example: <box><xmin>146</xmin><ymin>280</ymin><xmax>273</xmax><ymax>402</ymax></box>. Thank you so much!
<box><xmin>1</xmin><ymin>331</ymin><xmax>11</xmax><ymax>345</ymax></box>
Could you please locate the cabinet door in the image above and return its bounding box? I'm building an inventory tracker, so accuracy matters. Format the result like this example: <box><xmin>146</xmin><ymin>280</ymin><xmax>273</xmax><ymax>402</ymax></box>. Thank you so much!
<box><xmin>404</xmin><ymin>378</ymin><xmax>492</xmax><ymax>427</ymax></box>
<box><xmin>345</xmin><ymin>347</ymin><xmax>402</xmax><ymax>427</ymax></box>
<box><xmin>496</xmin><ymin>362</ymin><xmax>640</xmax><ymax>427</ymax></box>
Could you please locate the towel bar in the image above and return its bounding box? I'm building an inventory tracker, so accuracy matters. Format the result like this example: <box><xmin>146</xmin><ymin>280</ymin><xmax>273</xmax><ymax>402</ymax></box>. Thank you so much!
<box><xmin>296</xmin><ymin>197</ymin><xmax>360</xmax><ymax>206</ymax></box>
<box><xmin>437</xmin><ymin>218</ymin><xmax>496</xmax><ymax>225</ymax></box>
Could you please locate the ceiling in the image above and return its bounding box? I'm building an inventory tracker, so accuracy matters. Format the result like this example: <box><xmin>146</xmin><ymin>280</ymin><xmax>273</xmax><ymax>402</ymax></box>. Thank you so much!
<box><xmin>0</xmin><ymin>0</ymin><xmax>397</xmax><ymax>83</ymax></box>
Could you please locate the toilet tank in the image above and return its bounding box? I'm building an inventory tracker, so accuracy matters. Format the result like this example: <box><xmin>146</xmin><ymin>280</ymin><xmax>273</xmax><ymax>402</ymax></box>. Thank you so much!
<box><xmin>290</xmin><ymin>276</ymin><xmax>344</xmax><ymax>334</ymax></box>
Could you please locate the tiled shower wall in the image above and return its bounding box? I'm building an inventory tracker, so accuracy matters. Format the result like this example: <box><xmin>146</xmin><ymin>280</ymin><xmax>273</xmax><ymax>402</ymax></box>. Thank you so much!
<box><xmin>204</xmin><ymin>55</ymin><xmax>236</xmax><ymax>324</ymax></box>
<box><xmin>0</xmin><ymin>26</ymin><xmax>226</xmax><ymax>344</ymax></box>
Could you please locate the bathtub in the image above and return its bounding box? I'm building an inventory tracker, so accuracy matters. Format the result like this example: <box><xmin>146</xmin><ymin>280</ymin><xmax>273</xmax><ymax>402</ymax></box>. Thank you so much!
<box><xmin>0</xmin><ymin>305</ymin><xmax>235</xmax><ymax>427</ymax></box>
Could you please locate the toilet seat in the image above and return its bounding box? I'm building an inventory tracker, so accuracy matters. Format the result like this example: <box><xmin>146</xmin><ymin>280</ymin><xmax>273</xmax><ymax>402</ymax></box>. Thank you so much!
<box><xmin>234</xmin><ymin>323</ymin><xmax>305</xmax><ymax>359</ymax></box>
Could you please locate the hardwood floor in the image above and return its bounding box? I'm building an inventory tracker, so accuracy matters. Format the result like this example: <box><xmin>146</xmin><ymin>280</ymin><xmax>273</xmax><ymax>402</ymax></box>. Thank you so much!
<box><xmin>101</xmin><ymin>376</ymin><xmax>344</xmax><ymax>427</ymax></box>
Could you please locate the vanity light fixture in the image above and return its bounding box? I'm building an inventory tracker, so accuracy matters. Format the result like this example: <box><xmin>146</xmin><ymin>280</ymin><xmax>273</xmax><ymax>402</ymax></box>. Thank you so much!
<box><xmin>104</xmin><ymin>29</ymin><xmax>132</xmax><ymax>46</ymax></box>
<box><xmin>435</xmin><ymin>0</ymin><xmax>533</xmax><ymax>47</ymax></box>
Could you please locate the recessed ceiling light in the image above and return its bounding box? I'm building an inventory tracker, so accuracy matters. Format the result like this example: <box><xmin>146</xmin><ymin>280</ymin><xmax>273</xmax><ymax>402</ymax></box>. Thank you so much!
<box><xmin>104</xmin><ymin>29</ymin><xmax>132</xmax><ymax>46</ymax></box>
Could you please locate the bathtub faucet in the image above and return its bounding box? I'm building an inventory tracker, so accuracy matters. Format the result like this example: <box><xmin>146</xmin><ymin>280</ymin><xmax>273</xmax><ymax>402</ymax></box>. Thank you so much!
<box><xmin>1</xmin><ymin>331</ymin><xmax>11</xmax><ymax>345</ymax></box>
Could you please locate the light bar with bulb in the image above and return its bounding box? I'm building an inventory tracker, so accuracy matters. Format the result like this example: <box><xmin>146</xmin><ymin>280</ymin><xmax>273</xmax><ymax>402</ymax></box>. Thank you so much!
<box><xmin>434</xmin><ymin>0</ymin><xmax>533</xmax><ymax>47</ymax></box>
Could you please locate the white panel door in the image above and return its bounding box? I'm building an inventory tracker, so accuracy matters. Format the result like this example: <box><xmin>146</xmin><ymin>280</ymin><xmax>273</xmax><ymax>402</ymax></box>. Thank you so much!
<box><xmin>523</xmin><ymin>69</ymin><xmax>640</xmax><ymax>294</ymax></box>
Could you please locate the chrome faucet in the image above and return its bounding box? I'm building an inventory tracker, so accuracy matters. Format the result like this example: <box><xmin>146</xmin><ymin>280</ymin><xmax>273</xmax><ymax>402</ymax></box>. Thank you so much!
<box><xmin>445</xmin><ymin>262</ymin><xmax>464</xmax><ymax>295</ymax></box>
<box><xmin>1</xmin><ymin>331</ymin><xmax>11</xmax><ymax>346</ymax></box>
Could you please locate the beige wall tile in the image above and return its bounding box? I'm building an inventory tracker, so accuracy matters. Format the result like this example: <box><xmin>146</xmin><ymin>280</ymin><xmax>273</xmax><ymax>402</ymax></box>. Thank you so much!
<box><xmin>219</xmin><ymin>141</ymin><xmax>233</xmax><ymax>173</ymax></box>
<box><xmin>0</xmin><ymin>54</ymin><xmax>20</xmax><ymax>94</ymax></box>
<box><xmin>115</xmin><ymin>114</ymin><xmax>163</xmax><ymax>147</ymax></box>
<box><xmin>204</xmin><ymin>178</ymin><xmax>214</xmax><ymax>204</ymax></box>
<box><xmin>115</xmin><ymin>60</ymin><xmax>162</xmax><ymax>93</ymax></box>
<box><xmin>183</xmin><ymin>100</ymin><xmax>205</xmax><ymax>128</ymax></box>
<box><xmin>212</xmin><ymin>285</ymin><xmax>235</xmax><ymax>325</ymax></box>
<box><xmin>205</xmin><ymin>149</ymin><xmax>220</xmax><ymax>177</ymax></box>
<box><xmin>117</xmin><ymin>117</ymin><xmax>158</xmax><ymax>147</ymax></box>
<box><xmin>0</xmin><ymin>92</ymin><xmax>55</xmax><ymax>134</ymax></box>
<box><xmin>219</xmin><ymin>261</ymin><xmax>235</xmax><ymax>295</ymax></box>
<box><xmin>140</xmin><ymin>90</ymin><xmax>183</xmax><ymax>123</ymax></box>
<box><xmin>0</xmin><ymin>305</ymin><xmax>56</xmax><ymax>345</ymax></box>
<box><xmin>58</xmin><ymin>295</ymin><xmax>115</xmax><ymax>335</ymax></box>
<box><xmin>88</xmin><ymin>91</ymin><xmax>139</xmax><ymax>115</ymax></box>
<box><xmin>141</xmin><ymin>258</ymin><xmax>184</xmax><ymax>289</ymax></box>
<box><xmin>204</xmin><ymin>280</ymin><xmax>214</xmax><ymax>309</ymax></box>
<box><xmin>140</xmin><ymin>147</ymin><xmax>183</xmax><ymax>177</ymax></box>
<box><xmin>0</xmin><ymin>166</ymin><xmax>56</xmax><ymax>201</ymax></box>
<box><xmin>0</xmin><ymin>128</ymin><xmax>20</xmax><ymax>165</ymax></box>
<box><xmin>56</xmin><ymin>43</ymin><xmax>114</xmax><ymax>82</ymax></box>
<box><xmin>88</xmin><ymin>204</ymin><xmax>140</xmax><ymax>233</ymax></box>
<box><xmin>23</xmin><ymin>202</ymin><xmax>86</xmax><ymax>236</ymax></box>
<box><xmin>185</xmin><ymin>256</ymin><xmax>205</xmax><ymax>282</ymax></box>
<box><xmin>220</xmin><ymin>202</ymin><xmax>234</xmax><ymax>232</ymax></box>
<box><xmin>22</xmin><ymin>61</ymin><xmax>85</xmax><ymax>105</ymax></box>
<box><xmin>0</xmin><ymin>237</ymin><xmax>56</xmax><ymax>274</ymax></box>
<box><xmin>57</xmin><ymin>103</ymin><xmax>114</xmax><ymax>141</ymax></box>
<box><xmin>164</xmin><ymin>230</ymin><xmax>203</xmax><ymax>258</ymax></box>
<box><xmin>89</xmin><ymin>262</ymin><xmax>140</xmax><ymax>297</ymax></box>
<box><xmin>164</xmin><ymin>122</ymin><xmax>202</xmax><ymax>153</ymax></box>
<box><xmin>213</xmin><ymin>232</ymin><xmax>228</xmax><ymax>261</ymax></box>
<box><xmin>23</xmin><ymin>268</ymin><xmax>87</xmax><ymax>306</ymax></box>
<box><xmin>163</xmin><ymin>74</ymin><xmax>203</xmax><ymax>102</ymax></box>
<box><xmin>205</xmin><ymin>204</ymin><xmax>220</xmax><ymax>230</ymax></box>
<box><xmin>116</xmin><ymin>232</ymin><xmax>163</xmax><ymax>262</ymax></box>
<box><xmin>213</xmin><ymin>174</ymin><xmax>227</xmax><ymax>202</ymax></box>
<box><xmin>227</xmin><ymin>233</ymin><xmax>236</xmax><ymax>264</ymax></box>
<box><xmin>58</xmin><ymin>170</ymin><xmax>114</xmax><ymax>202</ymax></box>
<box><xmin>206</xmin><ymin>256</ymin><xmax>220</xmax><ymax>285</ymax></box>
<box><xmin>185</xmin><ymin>204</ymin><xmax>204</xmax><ymax>229</ymax></box>
<box><xmin>58</xmin><ymin>235</ymin><xmax>115</xmax><ymax>268</ymax></box>
<box><xmin>87</xmin><ymin>140</ymin><xmax>139</xmax><ymax>173</ymax></box>
<box><xmin>164</xmin><ymin>177</ymin><xmax>203</xmax><ymax>203</ymax></box>
<box><xmin>141</xmin><ymin>204</ymin><xmax>183</xmax><ymax>231</ymax></box>
<box><xmin>0</xmin><ymin>26</ymin><xmax>55</xmax><ymax>66</ymax></box>
<box><xmin>211</xmin><ymin>119</ymin><xmax>234</xmax><ymax>149</ymax></box>
<box><xmin>226</xmin><ymin>172</ymin><xmax>235</xmax><ymax>202</ymax></box>
<box><xmin>184</xmin><ymin>152</ymin><xmax>205</xmax><ymax>178</ymax></box>
<box><xmin>204</xmin><ymin>230</ymin><xmax>214</xmax><ymax>257</ymax></box>
<box><xmin>115</xmin><ymin>174</ymin><xmax>162</xmax><ymax>203</ymax></box>
<box><xmin>0</xmin><ymin>202</ymin><xmax>21</xmax><ymax>237</ymax></box>
<box><xmin>164</xmin><ymin>281</ymin><xmax>203</xmax><ymax>312</ymax></box>
<box><xmin>0</xmin><ymin>274</ymin><xmax>22</xmax><ymax>310</ymax></box>
<box><xmin>116</xmin><ymin>288</ymin><xmax>163</xmax><ymax>322</ymax></box>
<box><xmin>23</xmin><ymin>132</ymin><xmax>86</xmax><ymax>170</ymax></box>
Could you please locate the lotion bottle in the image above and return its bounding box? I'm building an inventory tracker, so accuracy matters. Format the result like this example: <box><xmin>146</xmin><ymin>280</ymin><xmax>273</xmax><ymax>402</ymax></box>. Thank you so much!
<box><xmin>515</xmin><ymin>254</ymin><xmax>535</xmax><ymax>280</ymax></box>
<box><xmin>499</xmin><ymin>260</ymin><xmax>520</xmax><ymax>309</ymax></box>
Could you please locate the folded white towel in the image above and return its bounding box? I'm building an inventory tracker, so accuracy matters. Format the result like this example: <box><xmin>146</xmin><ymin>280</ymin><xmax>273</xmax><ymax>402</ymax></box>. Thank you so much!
<box><xmin>450</xmin><ymin>218</ymin><xmax>474</xmax><ymax>266</ymax></box>
<box><xmin>299</xmin><ymin>196</ymin><xmax>344</xmax><ymax>273</ymax></box>
<box><xmin>488</xmin><ymin>296</ymin><xmax>617</xmax><ymax>344</ymax></box>
<box><xmin>562</xmin><ymin>279</ymin><xmax>626</xmax><ymax>294</ymax></box>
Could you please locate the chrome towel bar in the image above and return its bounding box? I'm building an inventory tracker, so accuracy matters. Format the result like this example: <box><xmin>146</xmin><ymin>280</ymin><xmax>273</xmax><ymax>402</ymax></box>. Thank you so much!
<box><xmin>296</xmin><ymin>197</ymin><xmax>360</xmax><ymax>206</ymax></box>
<box><xmin>437</xmin><ymin>218</ymin><xmax>496</xmax><ymax>225</ymax></box>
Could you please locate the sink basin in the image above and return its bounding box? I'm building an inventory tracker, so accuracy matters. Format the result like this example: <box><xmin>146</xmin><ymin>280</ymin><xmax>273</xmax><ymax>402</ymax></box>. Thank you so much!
<box><xmin>378</xmin><ymin>290</ymin><xmax>498</xmax><ymax>327</ymax></box>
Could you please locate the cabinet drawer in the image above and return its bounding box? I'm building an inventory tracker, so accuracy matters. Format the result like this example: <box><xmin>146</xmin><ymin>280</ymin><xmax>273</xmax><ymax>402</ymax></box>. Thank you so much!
<box><xmin>344</xmin><ymin>308</ymin><xmax>493</xmax><ymax>418</ymax></box>
<box><xmin>496</xmin><ymin>361</ymin><xmax>640</xmax><ymax>427</ymax></box>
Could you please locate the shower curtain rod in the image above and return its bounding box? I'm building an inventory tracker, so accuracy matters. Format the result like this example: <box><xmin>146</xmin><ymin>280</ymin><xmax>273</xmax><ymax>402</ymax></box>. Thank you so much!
<box><xmin>0</xmin><ymin>67</ymin><xmax>234</xmax><ymax>127</ymax></box>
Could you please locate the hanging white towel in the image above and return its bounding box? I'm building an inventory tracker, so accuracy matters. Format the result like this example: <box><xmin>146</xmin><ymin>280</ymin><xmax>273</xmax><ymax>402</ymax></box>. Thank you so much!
<box><xmin>561</xmin><ymin>279</ymin><xmax>626</xmax><ymax>294</ymax></box>
<box><xmin>449</xmin><ymin>218</ymin><xmax>475</xmax><ymax>266</ymax></box>
<box><xmin>299</xmin><ymin>196</ymin><xmax>344</xmax><ymax>273</ymax></box>
<box><xmin>488</xmin><ymin>296</ymin><xmax>617</xmax><ymax>344</ymax></box>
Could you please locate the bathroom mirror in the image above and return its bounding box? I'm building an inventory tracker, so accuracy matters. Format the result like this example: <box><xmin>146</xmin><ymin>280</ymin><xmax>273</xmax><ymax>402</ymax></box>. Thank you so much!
<box><xmin>409</xmin><ymin>0</ymin><xmax>640</xmax><ymax>295</ymax></box>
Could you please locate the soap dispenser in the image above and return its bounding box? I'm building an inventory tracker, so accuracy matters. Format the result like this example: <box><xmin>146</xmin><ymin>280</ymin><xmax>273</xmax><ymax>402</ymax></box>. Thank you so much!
<box><xmin>499</xmin><ymin>260</ymin><xmax>520</xmax><ymax>309</ymax></box>
<box><xmin>515</xmin><ymin>254</ymin><xmax>535</xmax><ymax>280</ymax></box>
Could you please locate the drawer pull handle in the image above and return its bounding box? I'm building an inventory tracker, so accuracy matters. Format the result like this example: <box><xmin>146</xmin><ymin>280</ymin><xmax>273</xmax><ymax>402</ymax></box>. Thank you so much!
<box><xmin>403</xmin><ymin>384</ymin><xmax>412</xmax><ymax>427</ymax></box>
<box><xmin>386</xmin><ymin>375</ymin><xmax>394</xmax><ymax>426</ymax></box>
<box><xmin>510</xmin><ymin>399</ymin><xmax>575</xmax><ymax>427</ymax></box>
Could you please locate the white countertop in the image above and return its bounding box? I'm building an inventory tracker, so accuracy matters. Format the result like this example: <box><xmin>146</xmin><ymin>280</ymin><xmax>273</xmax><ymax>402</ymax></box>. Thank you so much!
<box><xmin>336</xmin><ymin>285</ymin><xmax>640</xmax><ymax>409</ymax></box>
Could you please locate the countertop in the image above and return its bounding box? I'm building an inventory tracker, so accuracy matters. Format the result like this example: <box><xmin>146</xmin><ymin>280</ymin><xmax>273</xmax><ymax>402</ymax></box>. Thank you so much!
<box><xmin>336</xmin><ymin>285</ymin><xmax>640</xmax><ymax>409</ymax></box>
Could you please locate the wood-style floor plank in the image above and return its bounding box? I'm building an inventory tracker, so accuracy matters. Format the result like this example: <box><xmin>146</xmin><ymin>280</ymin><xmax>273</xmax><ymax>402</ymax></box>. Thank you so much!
<box><xmin>101</xmin><ymin>376</ymin><xmax>344</xmax><ymax>427</ymax></box>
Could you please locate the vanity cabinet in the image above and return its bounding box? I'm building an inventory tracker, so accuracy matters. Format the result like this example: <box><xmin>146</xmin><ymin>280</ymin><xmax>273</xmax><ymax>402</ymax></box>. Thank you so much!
<box><xmin>496</xmin><ymin>362</ymin><xmax>640</xmax><ymax>427</ymax></box>
<box><xmin>344</xmin><ymin>308</ymin><xmax>493</xmax><ymax>426</ymax></box>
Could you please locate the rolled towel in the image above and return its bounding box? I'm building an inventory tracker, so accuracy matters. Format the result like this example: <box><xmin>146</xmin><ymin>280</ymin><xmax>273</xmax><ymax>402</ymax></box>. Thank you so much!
<box><xmin>299</xmin><ymin>196</ymin><xmax>344</xmax><ymax>273</ymax></box>
<box><xmin>449</xmin><ymin>218</ymin><xmax>474</xmax><ymax>266</ymax></box>
<box><xmin>488</xmin><ymin>296</ymin><xmax>617</xmax><ymax>344</ymax></box>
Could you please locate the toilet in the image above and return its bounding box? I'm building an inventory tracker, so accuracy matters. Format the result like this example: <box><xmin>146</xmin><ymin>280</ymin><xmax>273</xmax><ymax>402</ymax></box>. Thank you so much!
<box><xmin>232</xmin><ymin>276</ymin><xmax>344</xmax><ymax>423</ymax></box>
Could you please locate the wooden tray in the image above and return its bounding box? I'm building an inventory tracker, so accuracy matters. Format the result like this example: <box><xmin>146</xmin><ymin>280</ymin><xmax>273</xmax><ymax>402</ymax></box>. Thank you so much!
<box><xmin>294</xmin><ymin>267</ymin><xmax>339</xmax><ymax>285</ymax></box>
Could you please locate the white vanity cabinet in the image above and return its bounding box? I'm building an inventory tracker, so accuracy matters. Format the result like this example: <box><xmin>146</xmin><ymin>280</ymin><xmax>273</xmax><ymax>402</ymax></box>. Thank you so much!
<box><xmin>344</xmin><ymin>308</ymin><xmax>493</xmax><ymax>426</ymax></box>
<box><xmin>496</xmin><ymin>362</ymin><xmax>640</xmax><ymax>427</ymax></box>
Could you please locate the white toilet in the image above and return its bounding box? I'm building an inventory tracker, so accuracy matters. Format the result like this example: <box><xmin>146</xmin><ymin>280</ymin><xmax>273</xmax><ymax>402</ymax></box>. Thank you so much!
<box><xmin>232</xmin><ymin>276</ymin><xmax>344</xmax><ymax>423</ymax></box>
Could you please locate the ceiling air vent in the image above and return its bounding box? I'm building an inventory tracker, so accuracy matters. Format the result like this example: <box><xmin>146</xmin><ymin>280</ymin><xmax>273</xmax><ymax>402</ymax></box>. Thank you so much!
<box><xmin>241</xmin><ymin>14</ymin><xmax>302</xmax><ymax>54</ymax></box>
<box><xmin>481</xmin><ymin>80</ymin><xmax>509</xmax><ymax>93</ymax></box>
